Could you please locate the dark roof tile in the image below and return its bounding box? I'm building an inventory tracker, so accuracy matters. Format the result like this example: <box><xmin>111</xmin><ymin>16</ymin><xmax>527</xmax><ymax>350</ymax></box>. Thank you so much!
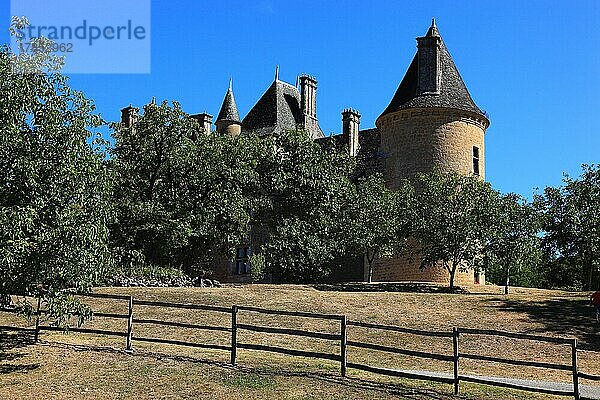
<box><xmin>242</xmin><ymin>80</ymin><xmax>323</xmax><ymax>139</ymax></box>
<box><xmin>216</xmin><ymin>88</ymin><xmax>241</xmax><ymax>123</ymax></box>
<box><xmin>379</xmin><ymin>26</ymin><xmax>487</xmax><ymax>121</ymax></box>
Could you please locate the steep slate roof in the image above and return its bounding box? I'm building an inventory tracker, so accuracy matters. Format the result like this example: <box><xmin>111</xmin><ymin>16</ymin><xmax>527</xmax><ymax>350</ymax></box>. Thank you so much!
<box><xmin>242</xmin><ymin>79</ymin><xmax>323</xmax><ymax>138</ymax></box>
<box><xmin>216</xmin><ymin>85</ymin><xmax>241</xmax><ymax>123</ymax></box>
<box><xmin>379</xmin><ymin>22</ymin><xmax>486</xmax><ymax>120</ymax></box>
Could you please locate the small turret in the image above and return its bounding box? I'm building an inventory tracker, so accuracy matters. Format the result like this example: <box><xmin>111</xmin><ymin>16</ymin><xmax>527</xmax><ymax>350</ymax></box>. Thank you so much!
<box><xmin>216</xmin><ymin>78</ymin><xmax>242</xmax><ymax>136</ymax></box>
<box><xmin>191</xmin><ymin>112</ymin><xmax>213</xmax><ymax>134</ymax></box>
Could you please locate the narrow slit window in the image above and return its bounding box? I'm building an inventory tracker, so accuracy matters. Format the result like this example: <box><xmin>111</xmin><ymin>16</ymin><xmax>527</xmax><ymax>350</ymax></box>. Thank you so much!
<box><xmin>472</xmin><ymin>146</ymin><xmax>480</xmax><ymax>176</ymax></box>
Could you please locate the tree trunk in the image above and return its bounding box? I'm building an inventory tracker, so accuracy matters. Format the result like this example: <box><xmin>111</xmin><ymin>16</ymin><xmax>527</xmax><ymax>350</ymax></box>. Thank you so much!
<box><xmin>445</xmin><ymin>260</ymin><xmax>458</xmax><ymax>291</ymax></box>
<box><xmin>366</xmin><ymin>250</ymin><xmax>375</xmax><ymax>284</ymax></box>
<box><xmin>586</xmin><ymin>259</ymin><xmax>594</xmax><ymax>291</ymax></box>
<box><xmin>504</xmin><ymin>266</ymin><xmax>510</xmax><ymax>295</ymax></box>
<box><xmin>448</xmin><ymin>265</ymin><xmax>456</xmax><ymax>291</ymax></box>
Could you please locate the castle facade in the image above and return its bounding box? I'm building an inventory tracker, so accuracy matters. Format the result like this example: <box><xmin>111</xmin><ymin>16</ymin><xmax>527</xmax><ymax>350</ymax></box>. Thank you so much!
<box><xmin>122</xmin><ymin>20</ymin><xmax>489</xmax><ymax>285</ymax></box>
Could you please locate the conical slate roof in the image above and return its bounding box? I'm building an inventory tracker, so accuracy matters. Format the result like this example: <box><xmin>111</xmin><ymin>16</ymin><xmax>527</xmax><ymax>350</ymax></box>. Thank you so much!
<box><xmin>379</xmin><ymin>21</ymin><xmax>487</xmax><ymax>121</ymax></box>
<box><xmin>216</xmin><ymin>83</ymin><xmax>241</xmax><ymax>123</ymax></box>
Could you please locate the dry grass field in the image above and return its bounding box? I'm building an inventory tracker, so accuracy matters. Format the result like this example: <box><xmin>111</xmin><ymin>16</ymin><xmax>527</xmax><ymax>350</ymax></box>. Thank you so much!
<box><xmin>1</xmin><ymin>283</ymin><xmax>598</xmax><ymax>399</ymax></box>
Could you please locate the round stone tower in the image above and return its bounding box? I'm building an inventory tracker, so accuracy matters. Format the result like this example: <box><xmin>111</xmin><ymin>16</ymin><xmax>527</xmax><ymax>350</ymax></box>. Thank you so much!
<box><xmin>216</xmin><ymin>78</ymin><xmax>242</xmax><ymax>136</ymax></box>
<box><xmin>373</xmin><ymin>20</ymin><xmax>490</xmax><ymax>285</ymax></box>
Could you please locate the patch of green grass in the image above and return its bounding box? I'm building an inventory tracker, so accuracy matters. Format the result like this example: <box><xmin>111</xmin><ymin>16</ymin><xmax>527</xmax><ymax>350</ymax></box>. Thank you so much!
<box><xmin>314</xmin><ymin>362</ymin><xmax>340</xmax><ymax>372</ymax></box>
<box><xmin>220</xmin><ymin>373</ymin><xmax>277</xmax><ymax>390</ymax></box>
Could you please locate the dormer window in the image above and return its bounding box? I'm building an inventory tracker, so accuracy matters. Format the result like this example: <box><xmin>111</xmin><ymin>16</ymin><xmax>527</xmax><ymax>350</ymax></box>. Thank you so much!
<box><xmin>472</xmin><ymin>146</ymin><xmax>480</xmax><ymax>176</ymax></box>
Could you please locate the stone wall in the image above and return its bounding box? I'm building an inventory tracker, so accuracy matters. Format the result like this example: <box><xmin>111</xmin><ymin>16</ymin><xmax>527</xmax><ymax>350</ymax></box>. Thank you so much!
<box><xmin>371</xmin><ymin>254</ymin><xmax>482</xmax><ymax>286</ymax></box>
<box><xmin>373</xmin><ymin>107</ymin><xmax>488</xmax><ymax>285</ymax></box>
<box><xmin>377</xmin><ymin>107</ymin><xmax>487</xmax><ymax>189</ymax></box>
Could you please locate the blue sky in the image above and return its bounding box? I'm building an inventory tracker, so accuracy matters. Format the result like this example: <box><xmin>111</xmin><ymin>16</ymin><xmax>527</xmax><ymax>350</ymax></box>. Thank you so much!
<box><xmin>3</xmin><ymin>0</ymin><xmax>599</xmax><ymax>198</ymax></box>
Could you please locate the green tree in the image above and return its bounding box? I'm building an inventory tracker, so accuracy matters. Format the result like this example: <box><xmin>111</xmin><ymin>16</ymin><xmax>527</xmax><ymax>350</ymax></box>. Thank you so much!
<box><xmin>110</xmin><ymin>101</ymin><xmax>264</xmax><ymax>274</ymax></box>
<box><xmin>411</xmin><ymin>171</ymin><xmax>500</xmax><ymax>290</ymax></box>
<box><xmin>255</xmin><ymin>130</ymin><xmax>355</xmax><ymax>282</ymax></box>
<box><xmin>535</xmin><ymin>164</ymin><xmax>600</xmax><ymax>290</ymax></box>
<box><xmin>342</xmin><ymin>174</ymin><xmax>413</xmax><ymax>283</ymax></box>
<box><xmin>0</xmin><ymin>17</ymin><xmax>111</xmax><ymax>323</ymax></box>
<box><xmin>485</xmin><ymin>194</ymin><xmax>542</xmax><ymax>294</ymax></box>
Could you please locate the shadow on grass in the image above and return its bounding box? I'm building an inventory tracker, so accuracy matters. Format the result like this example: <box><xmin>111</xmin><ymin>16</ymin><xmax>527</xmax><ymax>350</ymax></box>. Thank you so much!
<box><xmin>312</xmin><ymin>282</ymin><xmax>468</xmax><ymax>294</ymax></box>
<box><xmin>43</xmin><ymin>342</ymin><xmax>460</xmax><ymax>400</ymax></box>
<box><xmin>484</xmin><ymin>297</ymin><xmax>600</xmax><ymax>350</ymax></box>
<box><xmin>0</xmin><ymin>330</ymin><xmax>40</xmax><ymax>374</ymax></box>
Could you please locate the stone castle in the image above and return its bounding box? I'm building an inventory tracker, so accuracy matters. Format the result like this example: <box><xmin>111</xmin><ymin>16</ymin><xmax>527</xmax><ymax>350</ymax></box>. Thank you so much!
<box><xmin>122</xmin><ymin>20</ymin><xmax>490</xmax><ymax>285</ymax></box>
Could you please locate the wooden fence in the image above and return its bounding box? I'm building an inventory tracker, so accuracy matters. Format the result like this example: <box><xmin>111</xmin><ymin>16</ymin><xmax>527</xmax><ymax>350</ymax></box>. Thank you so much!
<box><xmin>1</xmin><ymin>293</ymin><xmax>599</xmax><ymax>400</ymax></box>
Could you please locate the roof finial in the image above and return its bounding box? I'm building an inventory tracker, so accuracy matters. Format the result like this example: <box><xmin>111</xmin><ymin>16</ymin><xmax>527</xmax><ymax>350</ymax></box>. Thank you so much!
<box><xmin>275</xmin><ymin>65</ymin><xmax>279</xmax><ymax>81</ymax></box>
<box><xmin>228</xmin><ymin>76</ymin><xmax>233</xmax><ymax>91</ymax></box>
<box><xmin>151</xmin><ymin>96</ymin><xmax>156</xmax><ymax>105</ymax></box>
<box><xmin>426</xmin><ymin>18</ymin><xmax>440</xmax><ymax>37</ymax></box>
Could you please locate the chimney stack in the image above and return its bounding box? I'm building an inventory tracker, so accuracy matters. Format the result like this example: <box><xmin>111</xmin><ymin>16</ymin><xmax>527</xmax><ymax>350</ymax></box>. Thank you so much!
<box><xmin>120</xmin><ymin>105</ymin><xmax>139</xmax><ymax>128</ymax></box>
<box><xmin>299</xmin><ymin>74</ymin><xmax>317</xmax><ymax>121</ymax></box>
<box><xmin>192</xmin><ymin>112</ymin><xmax>213</xmax><ymax>134</ymax></box>
<box><xmin>342</xmin><ymin>109</ymin><xmax>361</xmax><ymax>156</ymax></box>
<box><xmin>416</xmin><ymin>19</ymin><xmax>442</xmax><ymax>95</ymax></box>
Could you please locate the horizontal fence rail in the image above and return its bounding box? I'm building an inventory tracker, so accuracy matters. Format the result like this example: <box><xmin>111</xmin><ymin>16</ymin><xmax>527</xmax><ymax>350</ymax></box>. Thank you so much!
<box><xmin>0</xmin><ymin>293</ymin><xmax>596</xmax><ymax>400</ymax></box>
<box><xmin>459</xmin><ymin>352</ymin><xmax>572</xmax><ymax>371</ymax></box>
<box><xmin>38</xmin><ymin>310</ymin><xmax>129</xmax><ymax>320</ymax></box>
<box><xmin>236</xmin><ymin>323</ymin><xmax>340</xmax><ymax>341</ymax></box>
<box><xmin>345</xmin><ymin>319</ymin><xmax>456</xmax><ymax>387</ymax></box>
<box><xmin>234</xmin><ymin>305</ymin><xmax>345</xmax><ymax>374</ymax></box>
<box><xmin>132</xmin><ymin>336</ymin><xmax>231</xmax><ymax>351</ymax></box>
<box><xmin>39</xmin><ymin>325</ymin><xmax>128</xmax><ymax>337</ymax></box>
<box><xmin>135</xmin><ymin>300</ymin><xmax>230</xmax><ymax>313</ymax></box>
<box><xmin>456</xmin><ymin>327</ymin><xmax>573</xmax><ymax>344</ymax></box>
<box><xmin>78</xmin><ymin>293</ymin><xmax>132</xmax><ymax>301</ymax></box>
<box><xmin>347</xmin><ymin>362</ymin><xmax>455</xmax><ymax>384</ymax></box>
<box><xmin>133</xmin><ymin>318</ymin><xmax>231</xmax><ymax>332</ymax></box>
<box><xmin>237</xmin><ymin>305</ymin><xmax>344</xmax><ymax>320</ymax></box>
<box><xmin>348</xmin><ymin>320</ymin><xmax>454</xmax><ymax>338</ymax></box>
<box><xmin>457</xmin><ymin>327</ymin><xmax>579</xmax><ymax>399</ymax></box>
<box><xmin>347</xmin><ymin>340</ymin><xmax>454</xmax><ymax>362</ymax></box>
<box><xmin>237</xmin><ymin>343</ymin><xmax>341</xmax><ymax>362</ymax></box>
<box><xmin>580</xmin><ymin>372</ymin><xmax>600</xmax><ymax>382</ymax></box>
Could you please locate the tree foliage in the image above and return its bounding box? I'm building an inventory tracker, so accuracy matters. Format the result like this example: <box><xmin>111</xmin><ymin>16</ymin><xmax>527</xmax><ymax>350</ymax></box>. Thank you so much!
<box><xmin>255</xmin><ymin>130</ymin><xmax>355</xmax><ymax>282</ymax></box>
<box><xmin>411</xmin><ymin>171</ymin><xmax>500</xmax><ymax>289</ymax></box>
<box><xmin>341</xmin><ymin>174</ymin><xmax>412</xmax><ymax>283</ymax></box>
<box><xmin>110</xmin><ymin>101</ymin><xmax>265</xmax><ymax>275</ymax></box>
<box><xmin>485</xmin><ymin>194</ymin><xmax>542</xmax><ymax>294</ymax></box>
<box><xmin>535</xmin><ymin>164</ymin><xmax>600</xmax><ymax>290</ymax></box>
<box><xmin>0</xmin><ymin>17</ymin><xmax>111</xmax><ymax>321</ymax></box>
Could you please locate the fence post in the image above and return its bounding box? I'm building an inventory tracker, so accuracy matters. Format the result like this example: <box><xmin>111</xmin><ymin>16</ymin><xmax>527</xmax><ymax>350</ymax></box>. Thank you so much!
<box><xmin>453</xmin><ymin>327</ymin><xmax>460</xmax><ymax>395</ymax></box>
<box><xmin>340</xmin><ymin>315</ymin><xmax>347</xmax><ymax>377</ymax></box>
<box><xmin>126</xmin><ymin>296</ymin><xmax>134</xmax><ymax>351</ymax></box>
<box><xmin>231</xmin><ymin>305</ymin><xmax>238</xmax><ymax>365</ymax></box>
<box><xmin>34</xmin><ymin>296</ymin><xmax>42</xmax><ymax>343</ymax></box>
<box><xmin>572</xmin><ymin>338</ymin><xmax>579</xmax><ymax>400</ymax></box>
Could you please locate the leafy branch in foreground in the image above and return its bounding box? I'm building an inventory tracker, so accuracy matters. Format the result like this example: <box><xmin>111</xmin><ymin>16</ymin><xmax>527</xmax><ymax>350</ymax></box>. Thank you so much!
<box><xmin>0</xmin><ymin>17</ymin><xmax>109</xmax><ymax>325</ymax></box>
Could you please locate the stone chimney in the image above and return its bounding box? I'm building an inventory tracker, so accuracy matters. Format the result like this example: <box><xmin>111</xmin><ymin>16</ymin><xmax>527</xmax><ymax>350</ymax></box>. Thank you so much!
<box><xmin>192</xmin><ymin>112</ymin><xmax>213</xmax><ymax>134</ymax></box>
<box><xmin>416</xmin><ymin>18</ymin><xmax>442</xmax><ymax>95</ymax></box>
<box><xmin>120</xmin><ymin>105</ymin><xmax>139</xmax><ymax>128</ymax></box>
<box><xmin>342</xmin><ymin>109</ymin><xmax>360</xmax><ymax>156</ymax></box>
<box><xmin>299</xmin><ymin>74</ymin><xmax>317</xmax><ymax>122</ymax></box>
